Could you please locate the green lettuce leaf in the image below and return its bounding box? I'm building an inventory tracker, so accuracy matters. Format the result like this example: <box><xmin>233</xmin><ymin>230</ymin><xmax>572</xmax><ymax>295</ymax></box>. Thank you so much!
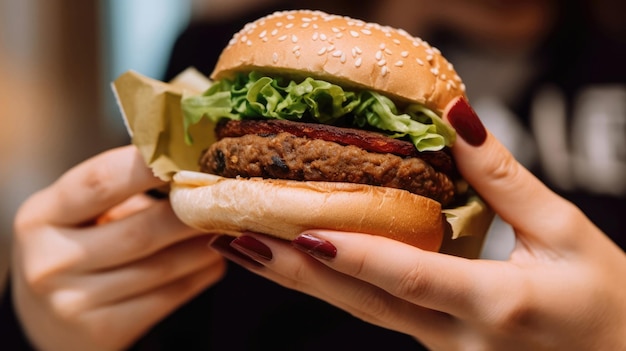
<box><xmin>181</xmin><ymin>72</ymin><xmax>455</xmax><ymax>151</ymax></box>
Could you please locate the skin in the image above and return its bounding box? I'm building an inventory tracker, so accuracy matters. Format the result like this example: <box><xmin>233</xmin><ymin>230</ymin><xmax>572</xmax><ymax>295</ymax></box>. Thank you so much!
<box><xmin>219</xmin><ymin>97</ymin><xmax>626</xmax><ymax>350</ymax></box>
<box><xmin>11</xmin><ymin>146</ymin><xmax>225</xmax><ymax>351</ymax></box>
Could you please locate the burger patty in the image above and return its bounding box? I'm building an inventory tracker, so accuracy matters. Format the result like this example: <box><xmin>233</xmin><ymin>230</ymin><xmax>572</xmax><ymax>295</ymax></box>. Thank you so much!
<box><xmin>215</xmin><ymin>119</ymin><xmax>455</xmax><ymax>175</ymax></box>
<box><xmin>201</xmin><ymin>132</ymin><xmax>456</xmax><ymax>205</ymax></box>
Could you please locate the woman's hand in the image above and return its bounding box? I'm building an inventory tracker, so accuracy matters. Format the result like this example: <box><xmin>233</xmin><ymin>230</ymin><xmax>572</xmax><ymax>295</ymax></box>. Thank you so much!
<box><xmin>12</xmin><ymin>146</ymin><xmax>225</xmax><ymax>351</ymax></box>
<box><xmin>212</xmin><ymin>97</ymin><xmax>626</xmax><ymax>350</ymax></box>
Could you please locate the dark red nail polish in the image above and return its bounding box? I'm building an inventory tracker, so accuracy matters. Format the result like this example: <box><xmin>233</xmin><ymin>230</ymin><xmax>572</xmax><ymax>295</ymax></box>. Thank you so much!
<box><xmin>230</xmin><ymin>235</ymin><xmax>273</xmax><ymax>261</ymax></box>
<box><xmin>447</xmin><ymin>97</ymin><xmax>487</xmax><ymax>146</ymax></box>
<box><xmin>292</xmin><ymin>233</ymin><xmax>337</xmax><ymax>260</ymax></box>
<box><xmin>209</xmin><ymin>235</ymin><xmax>264</xmax><ymax>268</ymax></box>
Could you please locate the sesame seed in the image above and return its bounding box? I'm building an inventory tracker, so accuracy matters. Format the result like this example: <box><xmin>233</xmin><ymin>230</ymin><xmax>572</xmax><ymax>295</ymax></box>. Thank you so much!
<box><xmin>379</xmin><ymin>43</ymin><xmax>386</xmax><ymax>50</ymax></box>
<box><xmin>426</xmin><ymin>55</ymin><xmax>433</xmax><ymax>61</ymax></box>
<box><xmin>394</xmin><ymin>60</ymin><xmax>404</xmax><ymax>67</ymax></box>
<box><xmin>302</xmin><ymin>17</ymin><xmax>312</xmax><ymax>22</ymax></box>
<box><xmin>259</xmin><ymin>30</ymin><xmax>267</xmax><ymax>38</ymax></box>
<box><xmin>375</xmin><ymin>50</ymin><xmax>383</xmax><ymax>60</ymax></box>
<box><xmin>416</xmin><ymin>58</ymin><xmax>424</xmax><ymax>65</ymax></box>
<box><xmin>336</xmin><ymin>33</ymin><xmax>343</xmax><ymax>38</ymax></box>
<box><xmin>440</xmin><ymin>74</ymin><xmax>447</xmax><ymax>80</ymax></box>
<box><xmin>272</xmin><ymin>53</ymin><xmax>278</xmax><ymax>63</ymax></box>
<box><xmin>327</xmin><ymin>45</ymin><xmax>335</xmax><ymax>51</ymax></box>
<box><xmin>271</xmin><ymin>29</ymin><xmax>278</xmax><ymax>36</ymax></box>
<box><xmin>401</xmin><ymin>51</ymin><xmax>409</xmax><ymax>58</ymax></box>
<box><xmin>285</xmin><ymin>23</ymin><xmax>294</xmax><ymax>29</ymax></box>
<box><xmin>430</xmin><ymin>67</ymin><xmax>439</xmax><ymax>75</ymax></box>
<box><xmin>393</xmin><ymin>39</ymin><xmax>401</xmax><ymax>45</ymax></box>
<box><xmin>240</xmin><ymin>35</ymin><xmax>248</xmax><ymax>43</ymax></box>
<box><xmin>354</xmin><ymin>46</ymin><xmax>362</xmax><ymax>54</ymax></box>
<box><xmin>340</xmin><ymin>53</ymin><xmax>347</xmax><ymax>63</ymax></box>
<box><xmin>412</xmin><ymin>41</ymin><xmax>420</xmax><ymax>47</ymax></box>
<box><xmin>377</xmin><ymin>59</ymin><xmax>386</xmax><ymax>66</ymax></box>
<box><xmin>332</xmin><ymin>50</ymin><xmax>343</xmax><ymax>57</ymax></box>
<box><xmin>286</xmin><ymin>15</ymin><xmax>295</xmax><ymax>20</ymax></box>
<box><xmin>276</xmin><ymin>22</ymin><xmax>283</xmax><ymax>27</ymax></box>
<box><xmin>301</xmin><ymin>22</ymin><xmax>310</xmax><ymax>28</ymax></box>
<box><xmin>460</xmin><ymin>83</ymin><xmax>466</xmax><ymax>92</ymax></box>
<box><xmin>278</xmin><ymin>35</ymin><xmax>287</xmax><ymax>41</ymax></box>
<box><xmin>361</xmin><ymin>29</ymin><xmax>372</xmax><ymax>35</ymax></box>
<box><xmin>331</xmin><ymin>27</ymin><xmax>340</xmax><ymax>33</ymax></box>
<box><xmin>355</xmin><ymin>57</ymin><xmax>362</xmax><ymax>67</ymax></box>
<box><xmin>350</xmin><ymin>30</ymin><xmax>359</xmax><ymax>38</ymax></box>
<box><xmin>317</xmin><ymin>47</ymin><xmax>327</xmax><ymax>55</ymax></box>
<box><xmin>246</xmin><ymin>40</ymin><xmax>252</xmax><ymax>46</ymax></box>
<box><xmin>291</xmin><ymin>34</ymin><xmax>298</xmax><ymax>43</ymax></box>
<box><xmin>448</xmin><ymin>80</ymin><xmax>457</xmax><ymax>88</ymax></box>
<box><xmin>446</xmin><ymin>82</ymin><xmax>451</xmax><ymax>90</ymax></box>
<box><xmin>312</xmin><ymin>32</ymin><xmax>319</xmax><ymax>40</ymax></box>
<box><xmin>381</xmin><ymin>66</ymin><xmax>389</xmax><ymax>76</ymax></box>
<box><xmin>292</xmin><ymin>45</ymin><xmax>300</xmax><ymax>52</ymax></box>
<box><xmin>262</xmin><ymin>37</ymin><xmax>268</xmax><ymax>42</ymax></box>
<box><xmin>351</xmin><ymin>48</ymin><xmax>357</xmax><ymax>57</ymax></box>
<box><xmin>313</xmin><ymin>23</ymin><xmax>319</xmax><ymax>29</ymax></box>
<box><xmin>320</xmin><ymin>33</ymin><xmax>327</xmax><ymax>41</ymax></box>
<box><xmin>384</xmin><ymin>48</ymin><xmax>393</xmax><ymax>55</ymax></box>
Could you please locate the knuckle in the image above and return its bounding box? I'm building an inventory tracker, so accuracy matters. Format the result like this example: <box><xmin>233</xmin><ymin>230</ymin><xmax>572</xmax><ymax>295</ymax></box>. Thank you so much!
<box><xmin>81</xmin><ymin>310</ymin><xmax>129</xmax><ymax>349</ymax></box>
<box><xmin>486</xmin><ymin>282</ymin><xmax>536</xmax><ymax>334</ymax></box>
<box><xmin>63</xmin><ymin>161</ymin><xmax>119</xmax><ymax>208</ymax></box>
<box><xmin>49</xmin><ymin>289</ymin><xmax>89</xmax><ymax>323</ymax></box>
<box><xmin>116</xmin><ymin>225</ymin><xmax>156</xmax><ymax>257</ymax></box>
<box><xmin>483</xmin><ymin>146</ymin><xmax>521</xmax><ymax>185</ymax></box>
<box><xmin>351</xmin><ymin>287</ymin><xmax>395</xmax><ymax>321</ymax></box>
<box><xmin>392</xmin><ymin>261</ymin><xmax>431</xmax><ymax>300</ymax></box>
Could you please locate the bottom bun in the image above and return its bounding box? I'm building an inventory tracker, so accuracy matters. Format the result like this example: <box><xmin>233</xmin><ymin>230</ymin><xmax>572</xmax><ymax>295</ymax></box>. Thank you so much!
<box><xmin>170</xmin><ymin>170</ymin><xmax>446</xmax><ymax>251</ymax></box>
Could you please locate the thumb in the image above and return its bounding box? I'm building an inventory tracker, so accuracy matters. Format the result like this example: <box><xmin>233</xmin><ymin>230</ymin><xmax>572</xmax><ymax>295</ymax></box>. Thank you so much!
<box><xmin>443</xmin><ymin>97</ymin><xmax>583</xmax><ymax>244</ymax></box>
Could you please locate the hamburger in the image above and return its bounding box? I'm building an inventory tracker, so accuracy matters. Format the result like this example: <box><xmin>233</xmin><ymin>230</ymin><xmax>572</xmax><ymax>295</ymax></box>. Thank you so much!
<box><xmin>170</xmin><ymin>10</ymin><xmax>468</xmax><ymax>252</ymax></box>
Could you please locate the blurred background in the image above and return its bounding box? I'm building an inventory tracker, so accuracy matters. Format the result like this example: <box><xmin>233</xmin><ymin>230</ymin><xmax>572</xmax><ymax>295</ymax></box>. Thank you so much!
<box><xmin>1</xmin><ymin>0</ymin><xmax>624</xmax><ymax>291</ymax></box>
<box><xmin>0</xmin><ymin>0</ymin><xmax>212</xmax><ymax>290</ymax></box>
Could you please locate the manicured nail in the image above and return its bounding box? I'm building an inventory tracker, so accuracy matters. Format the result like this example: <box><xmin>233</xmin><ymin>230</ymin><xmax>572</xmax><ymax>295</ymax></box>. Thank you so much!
<box><xmin>446</xmin><ymin>97</ymin><xmax>487</xmax><ymax>146</ymax></box>
<box><xmin>209</xmin><ymin>235</ymin><xmax>264</xmax><ymax>268</ymax></box>
<box><xmin>230</xmin><ymin>235</ymin><xmax>273</xmax><ymax>262</ymax></box>
<box><xmin>292</xmin><ymin>233</ymin><xmax>337</xmax><ymax>260</ymax></box>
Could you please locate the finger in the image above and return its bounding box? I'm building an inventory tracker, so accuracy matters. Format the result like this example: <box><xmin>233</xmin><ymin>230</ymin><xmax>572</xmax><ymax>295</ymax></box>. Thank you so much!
<box><xmin>213</xmin><ymin>234</ymin><xmax>455</xmax><ymax>345</ymax></box>
<box><xmin>32</xmin><ymin>145</ymin><xmax>163</xmax><ymax>226</ymax></box>
<box><xmin>78</xmin><ymin>265</ymin><xmax>223</xmax><ymax>349</ymax></box>
<box><xmin>67</xmin><ymin>236</ymin><xmax>222</xmax><ymax>307</ymax></box>
<box><xmin>290</xmin><ymin>230</ymin><xmax>523</xmax><ymax>322</ymax></box>
<box><xmin>70</xmin><ymin>200</ymin><xmax>202</xmax><ymax>271</ymax></box>
<box><xmin>95</xmin><ymin>193</ymin><xmax>156</xmax><ymax>225</ymax></box>
<box><xmin>444</xmin><ymin>97</ymin><xmax>591</xmax><ymax>242</ymax></box>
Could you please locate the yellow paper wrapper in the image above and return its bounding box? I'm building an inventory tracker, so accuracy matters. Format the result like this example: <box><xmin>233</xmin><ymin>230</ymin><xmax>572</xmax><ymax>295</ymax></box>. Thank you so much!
<box><xmin>112</xmin><ymin>68</ymin><xmax>494</xmax><ymax>258</ymax></box>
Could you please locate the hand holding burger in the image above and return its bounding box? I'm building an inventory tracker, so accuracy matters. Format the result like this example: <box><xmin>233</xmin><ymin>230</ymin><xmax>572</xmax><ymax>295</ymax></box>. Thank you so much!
<box><xmin>212</xmin><ymin>96</ymin><xmax>626</xmax><ymax>350</ymax></box>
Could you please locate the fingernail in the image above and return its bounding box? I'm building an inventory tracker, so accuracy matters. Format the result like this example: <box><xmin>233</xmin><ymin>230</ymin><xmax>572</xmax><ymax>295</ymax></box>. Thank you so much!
<box><xmin>209</xmin><ymin>235</ymin><xmax>264</xmax><ymax>268</ymax></box>
<box><xmin>447</xmin><ymin>97</ymin><xmax>487</xmax><ymax>146</ymax></box>
<box><xmin>292</xmin><ymin>233</ymin><xmax>337</xmax><ymax>260</ymax></box>
<box><xmin>230</xmin><ymin>235</ymin><xmax>273</xmax><ymax>262</ymax></box>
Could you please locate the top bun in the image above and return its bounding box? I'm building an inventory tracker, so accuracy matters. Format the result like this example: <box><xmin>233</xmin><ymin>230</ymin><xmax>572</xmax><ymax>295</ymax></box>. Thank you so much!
<box><xmin>211</xmin><ymin>10</ymin><xmax>466</xmax><ymax>114</ymax></box>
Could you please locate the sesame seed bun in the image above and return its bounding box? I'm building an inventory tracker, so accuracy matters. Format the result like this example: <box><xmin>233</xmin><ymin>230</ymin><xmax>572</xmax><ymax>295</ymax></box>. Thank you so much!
<box><xmin>211</xmin><ymin>9</ymin><xmax>466</xmax><ymax>114</ymax></box>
